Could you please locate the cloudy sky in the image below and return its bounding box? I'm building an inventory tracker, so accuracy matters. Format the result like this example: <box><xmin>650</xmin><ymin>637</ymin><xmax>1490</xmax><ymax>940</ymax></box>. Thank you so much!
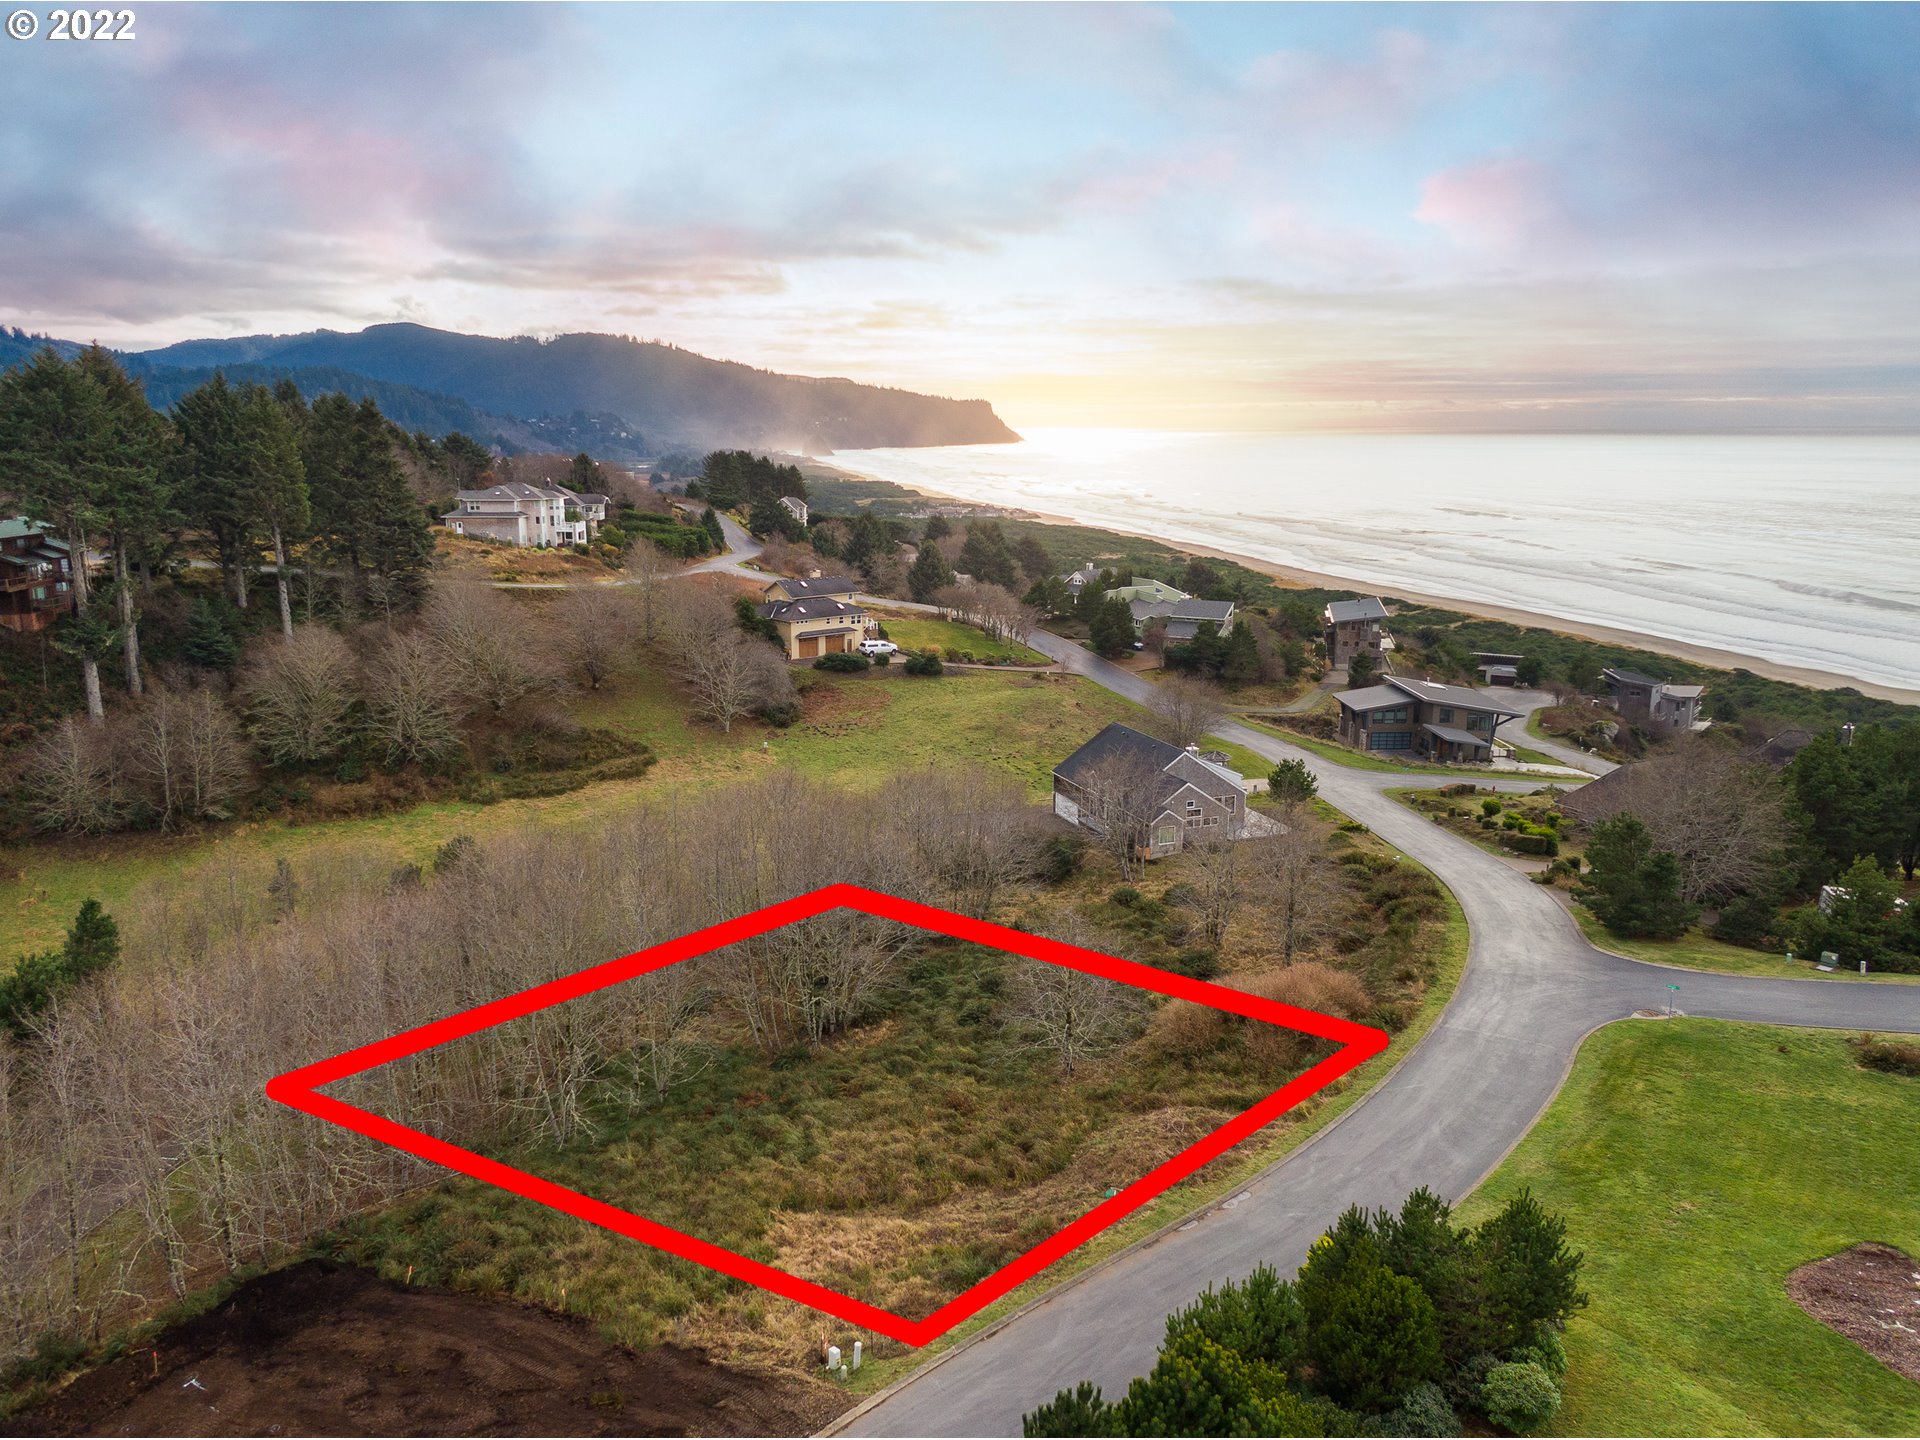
<box><xmin>6</xmin><ymin>3</ymin><xmax>1918</xmax><ymax>431</ymax></box>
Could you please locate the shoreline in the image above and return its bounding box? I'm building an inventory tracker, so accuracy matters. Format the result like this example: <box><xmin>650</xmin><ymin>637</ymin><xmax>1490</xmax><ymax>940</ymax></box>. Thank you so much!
<box><xmin>809</xmin><ymin>460</ymin><xmax>1920</xmax><ymax>705</ymax></box>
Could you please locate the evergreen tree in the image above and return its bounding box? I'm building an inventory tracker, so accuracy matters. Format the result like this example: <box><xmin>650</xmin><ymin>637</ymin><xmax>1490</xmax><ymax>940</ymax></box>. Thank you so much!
<box><xmin>75</xmin><ymin>346</ymin><xmax>174</xmax><ymax>697</ymax></box>
<box><xmin>63</xmin><ymin>898</ymin><xmax>121</xmax><ymax>978</ymax></box>
<box><xmin>959</xmin><ymin>520</ymin><xmax>1019</xmax><ymax>589</ymax></box>
<box><xmin>172</xmin><ymin>373</ymin><xmax>260</xmax><ymax>611</ymax></box>
<box><xmin>922</xmin><ymin>514</ymin><xmax>952</xmax><ymax>543</ymax></box>
<box><xmin>1267</xmin><ymin>758</ymin><xmax>1319</xmax><ymax>809</ymax></box>
<box><xmin>349</xmin><ymin>399</ymin><xmax>434</xmax><ymax>613</ymax></box>
<box><xmin>183</xmin><ymin>596</ymin><xmax>240</xmax><ymax>671</ymax></box>
<box><xmin>1347</xmin><ymin>648</ymin><xmax>1378</xmax><ymax>688</ymax></box>
<box><xmin>908</xmin><ymin>538</ymin><xmax>956</xmax><ymax>602</ymax></box>
<box><xmin>701</xmin><ymin>506</ymin><xmax>725</xmax><ymax>550</ymax></box>
<box><xmin>844</xmin><ymin>510</ymin><xmax>890</xmax><ymax>575</ymax></box>
<box><xmin>568</xmin><ymin>451</ymin><xmax>602</xmax><ymax>492</ymax></box>
<box><xmin>441</xmin><ymin>431</ymin><xmax>493</xmax><ymax>487</ymax></box>
<box><xmin>1309</xmin><ymin>1259</ymin><xmax>1443</xmax><ymax>1411</ymax></box>
<box><xmin>242</xmin><ymin>383</ymin><xmax>310</xmax><ymax>638</ymax></box>
<box><xmin>1466</xmin><ymin>1190</ymin><xmax>1588</xmax><ymax>1357</ymax></box>
<box><xmin>1222</xmin><ymin>619</ymin><xmax>1262</xmax><ymax>687</ymax></box>
<box><xmin>1581</xmin><ymin>815</ymin><xmax>1695</xmax><ymax>939</ymax></box>
<box><xmin>1088</xmin><ymin>595</ymin><xmax>1138</xmax><ymax>657</ymax></box>
<box><xmin>1014</xmin><ymin>535</ymin><xmax>1055</xmax><ymax>587</ymax></box>
<box><xmin>0</xmin><ymin>349</ymin><xmax>116</xmax><ymax>719</ymax></box>
<box><xmin>1181</xmin><ymin>558</ymin><xmax>1225</xmax><ymax>598</ymax></box>
<box><xmin>1113</xmin><ymin>1331</ymin><xmax>1323</xmax><ymax>1437</ymax></box>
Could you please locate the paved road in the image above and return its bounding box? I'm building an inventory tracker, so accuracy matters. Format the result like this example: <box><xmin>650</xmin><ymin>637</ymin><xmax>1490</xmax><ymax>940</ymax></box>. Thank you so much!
<box><xmin>837</xmin><ymin>634</ymin><xmax>1920</xmax><ymax>1438</ymax></box>
<box><xmin>1501</xmin><ymin>688</ymin><xmax>1618</xmax><ymax>777</ymax></box>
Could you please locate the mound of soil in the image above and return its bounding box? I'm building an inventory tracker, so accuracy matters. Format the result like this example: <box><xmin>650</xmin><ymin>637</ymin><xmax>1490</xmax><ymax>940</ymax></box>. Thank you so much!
<box><xmin>1786</xmin><ymin>1242</ymin><xmax>1920</xmax><ymax>1384</ymax></box>
<box><xmin>7</xmin><ymin>1260</ymin><xmax>843</xmax><ymax>1437</ymax></box>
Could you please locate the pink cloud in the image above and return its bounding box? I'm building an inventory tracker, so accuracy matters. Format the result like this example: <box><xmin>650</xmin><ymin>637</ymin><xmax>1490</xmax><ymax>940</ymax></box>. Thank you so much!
<box><xmin>1414</xmin><ymin>156</ymin><xmax>1554</xmax><ymax>249</ymax></box>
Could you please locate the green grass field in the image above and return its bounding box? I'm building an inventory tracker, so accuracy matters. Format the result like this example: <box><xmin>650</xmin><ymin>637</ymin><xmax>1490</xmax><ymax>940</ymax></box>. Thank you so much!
<box><xmin>1462</xmin><ymin>1020</ymin><xmax>1920</xmax><ymax>1436</ymax></box>
<box><xmin>0</xmin><ymin>667</ymin><xmax>1145</xmax><ymax>958</ymax></box>
<box><xmin>1569</xmin><ymin>904</ymin><xmax>1920</xmax><ymax>985</ymax></box>
<box><xmin>871</xmin><ymin>615</ymin><xmax>1050</xmax><ymax>665</ymax></box>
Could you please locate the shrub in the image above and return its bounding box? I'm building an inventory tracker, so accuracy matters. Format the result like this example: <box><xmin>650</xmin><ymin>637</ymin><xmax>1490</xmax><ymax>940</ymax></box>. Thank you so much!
<box><xmin>1036</xmin><ymin>834</ymin><xmax>1088</xmax><ymax>884</ymax></box>
<box><xmin>1161</xmin><ymin>882</ymin><xmax>1199</xmax><ymax>908</ymax></box>
<box><xmin>1711</xmin><ymin>892</ymin><xmax>1779</xmax><ymax>949</ymax></box>
<box><xmin>904</xmin><ymin>652</ymin><xmax>944</xmax><ymax>677</ymax></box>
<box><xmin>759</xmin><ymin>699</ymin><xmax>801</xmax><ymax>728</ymax></box>
<box><xmin>1110</xmin><ymin>886</ymin><xmax>1142</xmax><ymax>907</ymax></box>
<box><xmin>813</xmin><ymin>651</ymin><xmax>870</xmax><ymax>672</ymax></box>
<box><xmin>872</xmin><ymin>649</ymin><xmax>892</xmax><ymax>667</ymax></box>
<box><xmin>1512</xmin><ymin>1327</ymin><xmax>1567</xmax><ymax>1379</ymax></box>
<box><xmin>1024</xmin><ymin>1381</ymin><xmax>1114</xmax><ymax>1437</ymax></box>
<box><xmin>1501</xmin><ymin>833</ymin><xmax>1559</xmax><ymax>857</ymax></box>
<box><xmin>1479</xmin><ymin>1361</ymin><xmax>1561</xmax><ymax>1434</ymax></box>
<box><xmin>1852</xmin><ymin>1033</ymin><xmax>1920</xmax><ymax>1077</ymax></box>
<box><xmin>1482</xmin><ymin>798</ymin><xmax>1503</xmax><ymax>816</ymax></box>
<box><xmin>1309</xmin><ymin>1260</ymin><xmax>1443</xmax><ymax>1411</ymax></box>
<box><xmin>1379</xmin><ymin>1382</ymin><xmax>1460</xmax><ymax>1438</ymax></box>
<box><xmin>1165</xmin><ymin>1263</ymin><xmax>1305</xmax><ymax>1372</ymax></box>
<box><xmin>1166</xmin><ymin>947</ymin><xmax>1221</xmax><ymax>981</ymax></box>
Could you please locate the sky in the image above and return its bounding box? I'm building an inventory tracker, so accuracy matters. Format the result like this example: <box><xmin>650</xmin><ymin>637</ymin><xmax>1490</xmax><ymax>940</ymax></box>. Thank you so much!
<box><xmin>4</xmin><ymin>2</ymin><xmax>1918</xmax><ymax>432</ymax></box>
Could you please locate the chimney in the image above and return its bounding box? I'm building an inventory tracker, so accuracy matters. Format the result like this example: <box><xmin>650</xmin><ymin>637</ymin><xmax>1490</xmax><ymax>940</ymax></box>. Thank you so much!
<box><xmin>1185</xmin><ymin>744</ymin><xmax>1200</xmax><ymax>755</ymax></box>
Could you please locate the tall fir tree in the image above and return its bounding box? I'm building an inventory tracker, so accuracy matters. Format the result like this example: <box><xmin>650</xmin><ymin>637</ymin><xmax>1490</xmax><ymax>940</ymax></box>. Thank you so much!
<box><xmin>0</xmin><ymin>349</ymin><xmax>116</xmax><ymax>719</ymax></box>
<box><xmin>242</xmin><ymin>383</ymin><xmax>311</xmax><ymax>638</ymax></box>
<box><xmin>908</xmin><ymin>537</ymin><xmax>955</xmax><ymax>602</ymax></box>
<box><xmin>172</xmin><ymin>373</ymin><xmax>260</xmax><ymax>610</ymax></box>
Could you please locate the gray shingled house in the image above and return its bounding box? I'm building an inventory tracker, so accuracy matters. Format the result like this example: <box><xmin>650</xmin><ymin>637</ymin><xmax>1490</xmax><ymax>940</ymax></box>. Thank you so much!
<box><xmin>1323</xmin><ymin>596</ymin><xmax>1391</xmax><ymax>670</ymax></box>
<box><xmin>1333</xmin><ymin>677</ymin><xmax>1521</xmax><ymax>763</ymax></box>
<box><xmin>1051</xmin><ymin>722</ymin><xmax>1249</xmax><ymax>859</ymax></box>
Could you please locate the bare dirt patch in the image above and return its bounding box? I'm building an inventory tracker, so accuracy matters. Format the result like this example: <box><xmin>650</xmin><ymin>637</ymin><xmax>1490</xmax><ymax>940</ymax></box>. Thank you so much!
<box><xmin>1786</xmin><ymin>1243</ymin><xmax>1920</xmax><ymax>1384</ymax></box>
<box><xmin>6</xmin><ymin>1260</ymin><xmax>843</xmax><ymax>1438</ymax></box>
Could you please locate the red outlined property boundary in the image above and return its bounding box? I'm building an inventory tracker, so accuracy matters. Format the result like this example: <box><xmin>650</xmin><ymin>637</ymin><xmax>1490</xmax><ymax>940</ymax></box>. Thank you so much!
<box><xmin>265</xmin><ymin>882</ymin><xmax>1389</xmax><ymax>1347</ymax></box>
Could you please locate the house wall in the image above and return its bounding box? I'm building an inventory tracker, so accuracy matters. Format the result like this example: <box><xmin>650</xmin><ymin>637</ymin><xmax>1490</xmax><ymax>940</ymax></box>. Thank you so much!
<box><xmin>1326</xmin><ymin>618</ymin><xmax>1382</xmax><ymax>666</ymax></box>
<box><xmin>777</xmin><ymin>615</ymin><xmax>868</xmax><ymax>659</ymax></box>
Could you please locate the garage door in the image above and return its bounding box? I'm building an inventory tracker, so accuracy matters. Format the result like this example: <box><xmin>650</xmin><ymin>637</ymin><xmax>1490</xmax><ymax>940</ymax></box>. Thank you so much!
<box><xmin>799</xmin><ymin>635</ymin><xmax>821</xmax><ymax>658</ymax></box>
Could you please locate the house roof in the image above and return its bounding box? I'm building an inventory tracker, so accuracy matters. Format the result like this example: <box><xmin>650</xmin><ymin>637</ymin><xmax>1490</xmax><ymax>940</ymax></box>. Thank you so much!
<box><xmin>571</xmin><ymin>492</ymin><xmax>611</xmax><ymax>507</ymax></box>
<box><xmin>0</xmin><ymin>517</ymin><xmax>53</xmax><ymax>542</ymax></box>
<box><xmin>769</xmin><ymin>575</ymin><xmax>857</xmax><ymax>599</ymax></box>
<box><xmin>1603</xmin><ymin>666</ymin><xmax>1660</xmax><ymax>686</ymax></box>
<box><xmin>757</xmin><ymin>597</ymin><xmax>864</xmax><ymax>622</ymax></box>
<box><xmin>1326</xmin><ymin>597</ymin><xmax>1389</xmax><ymax>624</ymax></box>
<box><xmin>456</xmin><ymin>482</ymin><xmax>562</xmax><ymax>502</ymax></box>
<box><xmin>1055</xmin><ymin>723</ymin><xmax>1243</xmax><ymax>808</ymax></box>
<box><xmin>1423</xmin><ymin>723</ymin><xmax>1490</xmax><ymax>747</ymax></box>
<box><xmin>1661</xmin><ymin>684</ymin><xmax>1704</xmax><ymax>699</ymax></box>
<box><xmin>1385</xmin><ymin>677</ymin><xmax>1522</xmax><ymax>717</ymax></box>
<box><xmin>1334</xmin><ymin>684</ymin><xmax>1412</xmax><ymax>711</ymax></box>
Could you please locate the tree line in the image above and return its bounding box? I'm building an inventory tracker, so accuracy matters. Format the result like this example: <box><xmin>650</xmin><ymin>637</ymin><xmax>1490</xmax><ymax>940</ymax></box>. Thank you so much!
<box><xmin>0</xmin><ymin>348</ymin><xmax>437</xmax><ymax>724</ymax></box>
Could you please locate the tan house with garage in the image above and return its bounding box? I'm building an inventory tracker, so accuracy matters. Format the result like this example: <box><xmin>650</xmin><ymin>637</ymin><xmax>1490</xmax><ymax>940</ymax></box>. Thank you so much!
<box><xmin>755</xmin><ymin>575</ymin><xmax>875</xmax><ymax>659</ymax></box>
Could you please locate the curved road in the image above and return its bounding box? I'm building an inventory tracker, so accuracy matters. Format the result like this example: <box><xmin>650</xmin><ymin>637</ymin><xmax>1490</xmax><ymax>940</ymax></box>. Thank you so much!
<box><xmin>837</xmin><ymin>635</ymin><xmax>1920</xmax><ymax>1437</ymax></box>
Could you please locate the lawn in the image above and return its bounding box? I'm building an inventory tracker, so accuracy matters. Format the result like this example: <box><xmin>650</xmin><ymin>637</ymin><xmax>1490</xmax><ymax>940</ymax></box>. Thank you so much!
<box><xmin>0</xmin><ymin>668</ymin><xmax>1145</xmax><ymax>959</ymax></box>
<box><xmin>1461</xmin><ymin>1020</ymin><xmax>1920</xmax><ymax>1436</ymax></box>
<box><xmin>1568</xmin><ymin>904</ymin><xmax>1920</xmax><ymax>985</ymax></box>
<box><xmin>870</xmin><ymin>614</ymin><xmax>1050</xmax><ymax>665</ymax></box>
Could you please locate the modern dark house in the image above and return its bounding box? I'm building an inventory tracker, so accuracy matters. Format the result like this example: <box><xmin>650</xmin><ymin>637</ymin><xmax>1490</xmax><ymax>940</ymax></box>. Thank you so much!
<box><xmin>0</xmin><ymin>517</ymin><xmax>77</xmax><ymax>634</ymax></box>
<box><xmin>1324</xmin><ymin>597</ymin><xmax>1391</xmax><ymax>671</ymax></box>
<box><xmin>1051</xmin><ymin>722</ymin><xmax>1249</xmax><ymax>859</ymax></box>
<box><xmin>1333</xmin><ymin>677</ymin><xmax>1521</xmax><ymax>763</ymax></box>
<box><xmin>1602</xmin><ymin>667</ymin><xmax>1705</xmax><ymax>732</ymax></box>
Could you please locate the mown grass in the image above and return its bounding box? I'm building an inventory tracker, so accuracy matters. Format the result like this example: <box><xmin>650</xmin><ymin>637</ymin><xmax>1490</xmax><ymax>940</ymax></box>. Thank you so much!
<box><xmin>1567</xmin><ymin>905</ymin><xmax>1920</xmax><ymax>985</ymax></box>
<box><xmin>869</xmin><ymin>615</ymin><xmax>1050</xmax><ymax>666</ymax></box>
<box><xmin>1461</xmin><ymin>1021</ymin><xmax>1920</xmax><ymax>1436</ymax></box>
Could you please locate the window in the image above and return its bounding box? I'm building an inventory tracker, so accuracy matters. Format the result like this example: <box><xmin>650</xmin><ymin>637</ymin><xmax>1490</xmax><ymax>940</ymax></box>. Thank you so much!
<box><xmin>1437</xmin><ymin>707</ymin><xmax>1454</xmax><ymax>724</ymax></box>
<box><xmin>1367</xmin><ymin>731</ymin><xmax>1413</xmax><ymax>751</ymax></box>
<box><xmin>1185</xmin><ymin>798</ymin><xmax>1201</xmax><ymax>812</ymax></box>
<box><xmin>1372</xmin><ymin>706</ymin><xmax>1409</xmax><ymax>724</ymax></box>
<box><xmin>1155</xmin><ymin>825</ymin><xmax>1178</xmax><ymax>848</ymax></box>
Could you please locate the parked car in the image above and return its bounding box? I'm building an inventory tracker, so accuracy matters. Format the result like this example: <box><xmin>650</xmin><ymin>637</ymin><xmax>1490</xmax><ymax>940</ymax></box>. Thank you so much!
<box><xmin>858</xmin><ymin>638</ymin><xmax>899</xmax><ymax>656</ymax></box>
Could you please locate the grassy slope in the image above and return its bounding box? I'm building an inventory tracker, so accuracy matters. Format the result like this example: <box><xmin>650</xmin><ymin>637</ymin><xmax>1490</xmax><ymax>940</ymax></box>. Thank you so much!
<box><xmin>0</xmin><ymin>668</ymin><xmax>1143</xmax><ymax>958</ymax></box>
<box><xmin>870</xmin><ymin>615</ymin><xmax>1050</xmax><ymax>665</ymax></box>
<box><xmin>1568</xmin><ymin>904</ymin><xmax>1920</xmax><ymax>985</ymax></box>
<box><xmin>1461</xmin><ymin>1021</ymin><xmax>1920</xmax><ymax>1436</ymax></box>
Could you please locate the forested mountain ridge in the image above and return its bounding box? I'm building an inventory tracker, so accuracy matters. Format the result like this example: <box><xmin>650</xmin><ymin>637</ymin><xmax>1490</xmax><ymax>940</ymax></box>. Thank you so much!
<box><xmin>5</xmin><ymin>322</ymin><xmax>1020</xmax><ymax>454</ymax></box>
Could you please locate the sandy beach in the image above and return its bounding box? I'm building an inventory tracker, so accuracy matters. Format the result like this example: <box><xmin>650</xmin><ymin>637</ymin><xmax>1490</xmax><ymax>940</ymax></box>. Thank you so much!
<box><xmin>812</xmin><ymin>460</ymin><xmax>1920</xmax><ymax>706</ymax></box>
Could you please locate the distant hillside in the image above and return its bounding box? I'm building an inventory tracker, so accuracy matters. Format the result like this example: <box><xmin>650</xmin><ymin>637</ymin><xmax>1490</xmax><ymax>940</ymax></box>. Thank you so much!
<box><xmin>128</xmin><ymin>323</ymin><xmax>1021</xmax><ymax>453</ymax></box>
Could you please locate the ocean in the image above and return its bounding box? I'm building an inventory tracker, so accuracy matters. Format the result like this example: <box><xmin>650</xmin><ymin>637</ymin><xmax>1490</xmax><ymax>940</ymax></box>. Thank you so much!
<box><xmin>832</xmin><ymin>430</ymin><xmax>1920</xmax><ymax>695</ymax></box>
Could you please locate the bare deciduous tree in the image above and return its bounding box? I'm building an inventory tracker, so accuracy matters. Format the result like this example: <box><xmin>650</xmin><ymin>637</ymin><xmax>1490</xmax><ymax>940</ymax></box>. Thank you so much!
<box><xmin>238</xmin><ymin>625</ymin><xmax>361</xmax><ymax>765</ymax></box>
<box><xmin>552</xmin><ymin>585</ymin><xmax>639</xmax><ymax>691</ymax></box>
<box><xmin>364</xmin><ymin>629</ymin><xmax>465</xmax><ymax>764</ymax></box>
<box><xmin>20</xmin><ymin>716</ymin><xmax>120</xmax><ymax>834</ymax></box>
<box><xmin>1245</xmin><ymin>819</ymin><xmax>1341</xmax><ymax>963</ymax></box>
<box><xmin>658</xmin><ymin>585</ymin><xmax>789</xmax><ymax>733</ymax></box>
<box><xmin>621</xmin><ymin>539</ymin><xmax>678</xmax><ymax>646</ymax></box>
<box><xmin>126</xmin><ymin>685</ymin><xmax>251</xmax><ymax>827</ymax></box>
<box><xmin>881</xmin><ymin>769</ymin><xmax>1040</xmax><ymax>919</ymax></box>
<box><xmin>1001</xmin><ymin>922</ymin><xmax>1148</xmax><ymax>1076</ymax></box>
<box><xmin>1063</xmin><ymin>749</ymin><xmax>1168</xmax><ymax>881</ymax></box>
<box><xmin>1566</xmin><ymin>739</ymin><xmax>1792</xmax><ymax>903</ymax></box>
<box><xmin>1185</xmin><ymin>835</ymin><xmax>1244</xmax><ymax>948</ymax></box>
<box><xmin>424</xmin><ymin>582</ymin><xmax>557</xmax><ymax>715</ymax></box>
<box><xmin>1148</xmin><ymin>675</ymin><xmax>1227</xmax><ymax>751</ymax></box>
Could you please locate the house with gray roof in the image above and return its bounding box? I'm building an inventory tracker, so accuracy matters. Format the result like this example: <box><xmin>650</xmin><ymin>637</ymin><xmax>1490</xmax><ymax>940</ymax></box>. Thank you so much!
<box><xmin>1334</xmin><ymin>676</ymin><xmax>1521</xmax><ymax>764</ymax></box>
<box><xmin>1052</xmin><ymin>722</ymin><xmax>1250</xmax><ymax>859</ymax></box>
<box><xmin>441</xmin><ymin>482</ymin><xmax>605</xmax><ymax>548</ymax></box>
<box><xmin>761</xmin><ymin>574</ymin><xmax>858</xmax><ymax>603</ymax></box>
<box><xmin>1602</xmin><ymin>667</ymin><xmax>1706</xmax><ymax>733</ymax></box>
<box><xmin>1324</xmin><ymin>596</ymin><xmax>1392</xmax><ymax>672</ymax></box>
<box><xmin>1132</xmin><ymin>596</ymin><xmax>1238</xmax><ymax>642</ymax></box>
